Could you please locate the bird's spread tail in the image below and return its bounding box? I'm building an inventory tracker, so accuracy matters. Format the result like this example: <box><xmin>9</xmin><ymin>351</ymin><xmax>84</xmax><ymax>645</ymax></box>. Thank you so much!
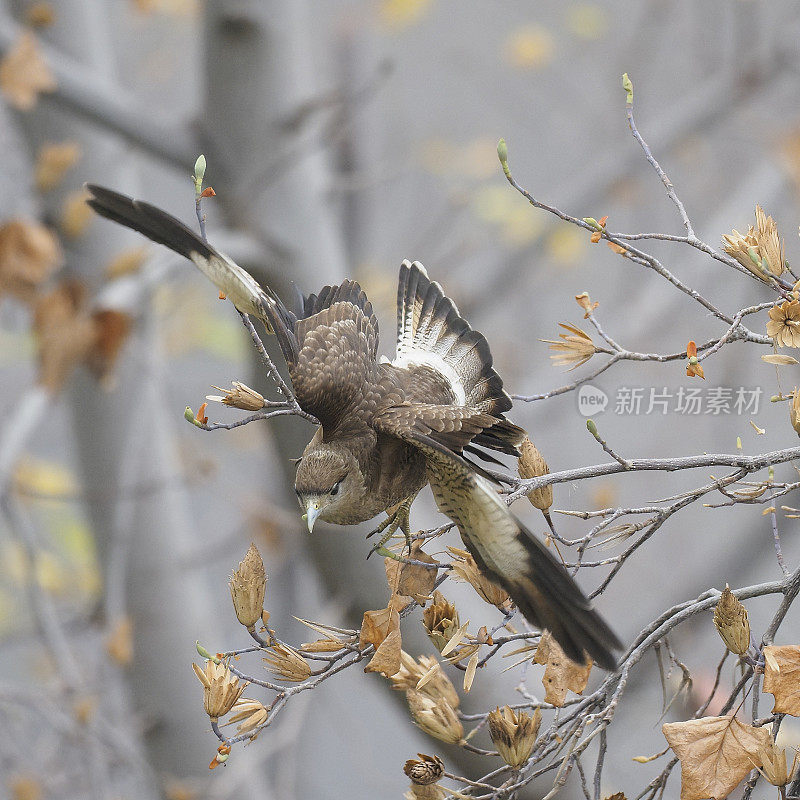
<box><xmin>394</xmin><ymin>260</ymin><xmax>514</xmax><ymax>418</ymax></box>
<box><xmin>85</xmin><ymin>184</ymin><xmax>274</xmax><ymax>326</ymax></box>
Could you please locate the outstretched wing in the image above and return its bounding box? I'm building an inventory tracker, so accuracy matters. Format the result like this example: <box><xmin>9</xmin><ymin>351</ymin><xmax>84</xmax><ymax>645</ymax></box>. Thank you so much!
<box><xmin>85</xmin><ymin>184</ymin><xmax>273</xmax><ymax>326</ymax></box>
<box><xmin>394</xmin><ymin>260</ymin><xmax>511</xmax><ymax>415</ymax></box>
<box><xmin>374</xmin><ymin>412</ymin><xmax>622</xmax><ymax>670</ymax></box>
<box><xmin>85</xmin><ymin>185</ymin><xmax>380</xmax><ymax>433</ymax></box>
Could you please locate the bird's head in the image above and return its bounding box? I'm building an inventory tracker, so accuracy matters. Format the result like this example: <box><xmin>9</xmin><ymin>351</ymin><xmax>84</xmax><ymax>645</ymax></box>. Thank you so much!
<box><xmin>294</xmin><ymin>445</ymin><xmax>359</xmax><ymax>532</ymax></box>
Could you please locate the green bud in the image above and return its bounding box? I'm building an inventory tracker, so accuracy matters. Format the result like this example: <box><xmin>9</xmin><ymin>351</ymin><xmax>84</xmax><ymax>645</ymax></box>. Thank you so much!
<box><xmin>736</xmin><ymin>436</ymin><xmax>742</xmax><ymax>451</ymax></box>
<box><xmin>688</xmin><ymin>356</ymin><xmax>698</xmax><ymax>365</ymax></box>
<box><xmin>497</xmin><ymin>138</ymin><xmax>508</xmax><ymax>164</ymax></box>
<box><xmin>770</xmin><ymin>395</ymin><xmax>782</xmax><ymax>403</ymax></box>
<box><xmin>193</xmin><ymin>154</ymin><xmax>207</xmax><ymax>197</ymax></box>
<box><xmin>194</xmin><ymin>154</ymin><xmax>206</xmax><ymax>183</ymax></box>
<box><xmin>586</xmin><ymin>419</ymin><xmax>598</xmax><ymax>437</ymax></box>
<box><xmin>747</xmin><ymin>246</ymin><xmax>762</xmax><ymax>267</ymax></box>
<box><xmin>216</xmin><ymin>753</ymin><xmax>229</xmax><ymax>764</ymax></box>
<box><xmin>622</xmin><ymin>73</ymin><xmax>633</xmax><ymax>104</ymax></box>
<box><xmin>185</xmin><ymin>406</ymin><xmax>204</xmax><ymax>428</ymax></box>
<box><xmin>196</xmin><ymin>641</ymin><xmax>221</xmax><ymax>664</ymax></box>
<box><xmin>497</xmin><ymin>138</ymin><xmax>510</xmax><ymax>176</ymax></box>
<box><xmin>583</xmin><ymin>217</ymin><xmax>603</xmax><ymax>231</ymax></box>
<box><xmin>769</xmin><ymin>466</ymin><xmax>774</xmax><ymax>482</ymax></box>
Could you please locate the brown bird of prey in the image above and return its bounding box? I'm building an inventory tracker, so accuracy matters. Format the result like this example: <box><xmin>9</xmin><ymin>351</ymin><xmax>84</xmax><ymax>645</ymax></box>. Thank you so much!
<box><xmin>85</xmin><ymin>184</ymin><xmax>623</xmax><ymax>670</ymax></box>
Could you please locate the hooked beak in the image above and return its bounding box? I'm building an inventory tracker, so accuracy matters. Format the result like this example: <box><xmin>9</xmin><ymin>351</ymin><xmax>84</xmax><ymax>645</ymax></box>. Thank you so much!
<box><xmin>303</xmin><ymin>499</ymin><xmax>322</xmax><ymax>533</ymax></box>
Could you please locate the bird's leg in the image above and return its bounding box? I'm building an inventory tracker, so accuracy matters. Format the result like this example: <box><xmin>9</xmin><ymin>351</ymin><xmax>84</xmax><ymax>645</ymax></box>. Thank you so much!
<box><xmin>366</xmin><ymin>495</ymin><xmax>416</xmax><ymax>560</ymax></box>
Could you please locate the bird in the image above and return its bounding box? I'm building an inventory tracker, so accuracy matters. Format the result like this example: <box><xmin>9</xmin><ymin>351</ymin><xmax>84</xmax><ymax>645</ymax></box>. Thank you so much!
<box><xmin>85</xmin><ymin>183</ymin><xmax>623</xmax><ymax>670</ymax></box>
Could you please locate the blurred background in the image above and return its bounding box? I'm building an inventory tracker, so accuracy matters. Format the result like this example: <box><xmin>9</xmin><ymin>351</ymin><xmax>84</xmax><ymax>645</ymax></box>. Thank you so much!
<box><xmin>1</xmin><ymin>1</ymin><xmax>800</xmax><ymax>797</ymax></box>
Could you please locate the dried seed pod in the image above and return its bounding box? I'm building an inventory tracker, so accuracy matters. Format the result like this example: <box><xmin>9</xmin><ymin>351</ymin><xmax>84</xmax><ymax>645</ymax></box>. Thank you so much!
<box><xmin>192</xmin><ymin>660</ymin><xmax>245</xmax><ymax>720</ymax></box>
<box><xmin>713</xmin><ymin>585</ymin><xmax>751</xmax><ymax>655</ymax></box>
<box><xmin>406</xmin><ymin>689</ymin><xmax>463</xmax><ymax>744</ymax></box>
<box><xmin>754</xmin><ymin>205</ymin><xmax>785</xmax><ymax>276</ymax></box>
<box><xmin>758</xmin><ymin>739</ymin><xmax>798</xmax><ymax>787</ymax></box>
<box><xmin>422</xmin><ymin>591</ymin><xmax>459</xmax><ymax>654</ymax></box>
<box><xmin>229</xmin><ymin>543</ymin><xmax>267</xmax><ymax>630</ymax></box>
<box><xmin>403</xmin><ymin>753</ymin><xmax>445</xmax><ymax>785</ymax></box>
<box><xmin>207</xmin><ymin>381</ymin><xmax>265</xmax><ymax>411</ymax></box>
<box><xmin>518</xmin><ymin>437</ymin><xmax>553</xmax><ymax>511</ymax></box>
<box><xmin>390</xmin><ymin>651</ymin><xmax>460</xmax><ymax>709</ymax></box>
<box><xmin>263</xmin><ymin>642</ymin><xmax>311</xmax><ymax>682</ymax></box>
<box><xmin>488</xmin><ymin>705</ymin><xmax>541</xmax><ymax>769</ymax></box>
<box><xmin>227</xmin><ymin>697</ymin><xmax>268</xmax><ymax>734</ymax></box>
<box><xmin>767</xmin><ymin>301</ymin><xmax>800</xmax><ymax>348</ymax></box>
<box><xmin>541</xmin><ymin>323</ymin><xmax>596</xmax><ymax>369</ymax></box>
<box><xmin>404</xmin><ymin>785</ymin><xmax>447</xmax><ymax>800</ymax></box>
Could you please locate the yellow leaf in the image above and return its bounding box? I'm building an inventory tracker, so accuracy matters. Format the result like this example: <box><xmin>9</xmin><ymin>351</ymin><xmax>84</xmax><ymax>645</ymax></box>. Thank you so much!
<box><xmin>106</xmin><ymin>616</ymin><xmax>133</xmax><ymax>666</ymax></box>
<box><xmin>0</xmin><ymin>31</ymin><xmax>56</xmax><ymax>110</ymax></box>
<box><xmin>14</xmin><ymin>456</ymin><xmax>77</xmax><ymax>498</ymax></box>
<box><xmin>548</xmin><ymin>226</ymin><xmax>588</xmax><ymax>267</ymax></box>
<box><xmin>505</xmin><ymin>25</ymin><xmax>556</xmax><ymax>70</ymax></box>
<box><xmin>662</xmin><ymin>715</ymin><xmax>770</xmax><ymax>800</ymax></box>
<box><xmin>566</xmin><ymin>4</ymin><xmax>609</xmax><ymax>40</ymax></box>
<box><xmin>379</xmin><ymin>0</ymin><xmax>432</xmax><ymax>30</ymax></box>
<box><xmin>762</xmin><ymin>645</ymin><xmax>800</xmax><ymax>716</ymax></box>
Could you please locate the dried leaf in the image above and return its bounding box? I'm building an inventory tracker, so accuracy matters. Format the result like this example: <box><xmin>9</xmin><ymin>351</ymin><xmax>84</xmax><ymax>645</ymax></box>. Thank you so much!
<box><xmin>440</xmin><ymin>620</ymin><xmax>469</xmax><ymax>657</ymax></box>
<box><xmin>25</xmin><ymin>2</ymin><xmax>56</xmax><ymax>27</ymax></box>
<box><xmin>0</xmin><ymin>31</ymin><xmax>56</xmax><ymax>110</ymax></box>
<box><xmin>299</xmin><ymin>638</ymin><xmax>345</xmax><ymax>653</ymax></box>
<box><xmin>762</xmin><ymin>354</ymin><xmax>799</xmax><ymax>366</ymax></box>
<box><xmin>397</xmin><ymin>542</ymin><xmax>438</xmax><ymax>603</ymax></box>
<box><xmin>463</xmin><ymin>651</ymin><xmax>478</xmax><ymax>692</ymax></box>
<box><xmin>359</xmin><ymin>607</ymin><xmax>398</xmax><ymax>650</ymax></box>
<box><xmin>575</xmin><ymin>291</ymin><xmax>599</xmax><ymax>318</ymax></box>
<box><xmin>33</xmin><ymin>281</ymin><xmax>95</xmax><ymax>391</ymax></box>
<box><xmin>105</xmin><ymin>616</ymin><xmax>133</xmax><ymax>666</ymax></box>
<box><xmin>662</xmin><ymin>715</ymin><xmax>770</xmax><ymax>800</ymax></box>
<box><xmin>105</xmin><ymin>246</ymin><xmax>148</xmax><ymax>279</ymax></box>
<box><xmin>384</xmin><ymin>558</ymin><xmax>412</xmax><ymax>612</ymax></box>
<box><xmin>762</xmin><ymin>645</ymin><xmax>800</xmax><ymax>716</ymax></box>
<box><xmin>88</xmin><ymin>310</ymin><xmax>132</xmax><ymax>383</ymax></box>
<box><xmin>534</xmin><ymin>631</ymin><xmax>592</xmax><ymax>706</ymax></box>
<box><xmin>365</xmin><ymin>625</ymin><xmax>402</xmax><ymax>677</ymax></box>
<box><xmin>60</xmin><ymin>189</ymin><xmax>93</xmax><ymax>238</ymax></box>
<box><xmin>35</xmin><ymin>141</ymin><xmax>81</xmax><ymax>192</ymax></box>
<box><xmin>0</xmin><ymin>218</ymin><xmax>62</xmax><ymax>304</ymax></box>
<box><xmin>10</xmin><ymin>776</ymin><xmax>43</xmax><ymax>800</ymax></box>
<box><xmin>362</xmin><ymin>606</ymin><xmax>402</xmax><ymax>676</ymax></box>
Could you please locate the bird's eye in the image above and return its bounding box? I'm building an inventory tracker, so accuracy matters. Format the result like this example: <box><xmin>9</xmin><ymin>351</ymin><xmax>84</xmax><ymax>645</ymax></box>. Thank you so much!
<box><xmin>330</xmin><ymin>481</ymin><xmax>341</xmax><ymax>496</ymax></box>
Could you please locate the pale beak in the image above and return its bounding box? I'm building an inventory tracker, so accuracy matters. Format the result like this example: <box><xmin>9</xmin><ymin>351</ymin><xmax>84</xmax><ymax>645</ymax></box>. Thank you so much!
<box><xmin>303</xmin><ymin>499</ymin><xmax>322</xmax><ymax>533</ymax></box>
